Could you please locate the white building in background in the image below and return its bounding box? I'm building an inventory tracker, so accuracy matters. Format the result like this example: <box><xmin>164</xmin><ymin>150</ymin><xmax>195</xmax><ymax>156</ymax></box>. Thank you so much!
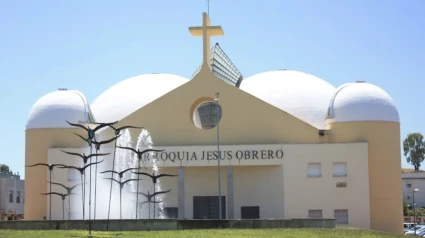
<box><xmin>402</xmin><ymin>169</ymin><xmax>425</xmax><ymax>208</ymax></box>
<box><xmin>0</xmin><ymin>172</ymin><xmax>25</xmax><ymax>220</ymax></box>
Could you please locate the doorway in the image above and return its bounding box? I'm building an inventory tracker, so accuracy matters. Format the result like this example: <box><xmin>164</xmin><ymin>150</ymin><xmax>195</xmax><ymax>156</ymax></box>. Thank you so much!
<box><xmin>193</xmin><ymin>196</ymin><xmax>226</xmax><ymax>219</ymax></box>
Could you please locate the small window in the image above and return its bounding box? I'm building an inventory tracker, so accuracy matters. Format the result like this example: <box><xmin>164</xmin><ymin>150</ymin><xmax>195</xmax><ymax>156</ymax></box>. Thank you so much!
<box><xmin>308</xmin><ymin>209</ymin><xmax>322</xmax><ymax>218</ymax></box>
<box><xmin>163</xmin><ymin>207</ymin><xmax>178</xmax><ymax>219</ymax></box>
<box><xmin>334</xmin><ymin>209</ymin><xmax>348</xmax><ymax>224</ymax></box>
<box><xmin>333</xmin><ymin>162</ymin><xmax>347</xmax><ymax>177</ymax></box>
<box><xmin>241</xmin><ymin>206</ymin><xmax>260</xmax><ymax>219</ymax></box>
<box><xmin>308</xmin><ymin>163</ymin><xmax>321</xmax><ymax>177</ymax></box>
<box><xmin>16</xmin><ymin>191</ymin><xmax>21</xmax><ymax>203</ymax></box>
<box><xmin>9</xmin><ymin>190</ymin><xmax>13</xmax><ymax>203</ymax></box>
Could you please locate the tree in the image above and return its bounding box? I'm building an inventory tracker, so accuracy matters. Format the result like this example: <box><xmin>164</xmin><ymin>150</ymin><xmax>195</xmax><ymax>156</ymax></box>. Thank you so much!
<box><xmin>404</xmin><ymin>200</ymin><xmax>410</xmax><ymax>216</ymax></box>
<box><xmin>403</xmin><ymin>133</ymin><xmax>425</xmax><ymax>172</ymax></box>
<box><xmin>0</xmin><ymin>164</ymin><xmax>13</xmax><ymax>175</ymax></box>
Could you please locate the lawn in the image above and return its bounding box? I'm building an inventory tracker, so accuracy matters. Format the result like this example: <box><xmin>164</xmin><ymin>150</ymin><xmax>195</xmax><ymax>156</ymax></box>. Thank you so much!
<box><xmin>0</xmin><ymin>228</ymin><xmax>404</xmax><ymax>238</ymax></box>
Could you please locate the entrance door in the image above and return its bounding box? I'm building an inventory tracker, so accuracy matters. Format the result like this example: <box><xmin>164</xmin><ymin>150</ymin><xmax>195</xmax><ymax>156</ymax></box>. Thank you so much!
<box><xmin>193</xmin><ymin>196</ymin><xmax>226</xmax><ymax>219</ymax></box>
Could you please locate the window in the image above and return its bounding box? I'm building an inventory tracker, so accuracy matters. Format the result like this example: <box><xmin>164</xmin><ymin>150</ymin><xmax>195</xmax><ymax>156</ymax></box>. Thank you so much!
<box><xmin>9</xmin><ymin>190</ymin><xmax>13</xmax><ymax>203</ymax></box>
<box><xmin>308</xmin><ymin>210</ymin><xmax>322</xmax><ymax>218</ymax></box>
<box><xmin>308</xmin><ymin>163</ymin><xmax>321</xmax><ymax>177</ymax></box>
<box><xmin>333</xmin><ymin>162</ymin><xmax>347</xmax><ymax>177</ymax></box>
<box><xmin>334</xmin><ymin>209</ymin><xmax>348</xmax><ymax>224</ymax></box>
<box><xmin>16</xmin><ymin>191</ymin><xmax>21</xmax><ymax>203</ymax></box>
<box><xmin>164</xmin><ymin>207</ymin><xmax>178</xmax><ymax>219</ymax></box>
<box><xmin>241</xmin><ymin>206</ymin><xmax>260</xmax><ymax>219</ymax></box>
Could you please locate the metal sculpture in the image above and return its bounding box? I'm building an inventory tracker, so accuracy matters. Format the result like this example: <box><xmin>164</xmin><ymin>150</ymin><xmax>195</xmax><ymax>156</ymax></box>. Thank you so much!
<box><xmin>74</xmin><ymin>133</ymin><xmax>120</xmax><ymax>151</ymax></box>
<box><xmin>61</xmin><ymin>150</ymin><xmax>110</xmax><ymax>218</ymax></box>
<box><xmin>47</xmin><ymin>182</ymin><xmax>81</xmax><ymax>219</ymax></box>
<box><xmin>26</xmin><ymin>163</ymin><xmax>67</xmax><ymax>220</ymax></box>
<box><xmin>60</xmin><ymin>150</ymin><xmax>110</xmax><ymax>164</ymax></box>
<box><xmin>129</xmin><ymin>199</ymin><xmax>161</xmax><ymax>219</ymax></box>
<box><xmin>100</xmin><ymin>167</ymin><xmax>137</xmax><ymax>223</ymax></box>
<box><xmin>104</xmin><ymin>178</ymin><xmax>140</xmax><ymax>219</ymax></box>
<box><xmin>73</xmin><ymin>134</ymin><xmax>119</xmax><ymax>220</ymax></box>
<box><xmin>66</xmin><ymin>121</ymin><xmax>117</xmax><ymax>147</ymax></box>
<box><xmin>100</xmin><ymin>168</ymin><xmax>137</xmax><ymax>179</ymax></box>
<box><xmin>109</xmin><ymin>125</ymin><xmax>143</xmax><ymax>136</ymax></box>
<box><xmin>40</xmin><ymin>192</ymin><xmax>71</xmax><ymax>220</ymax></box>
<box><xmin>58</xmin><ymin>160</ymin><xmax>104</xmax><ymax>220</ymax></box>
<box><xmin>132</xmin><ymin>189</ymin><xmax>171</xmax><ymax>219</ymax></box>
<box><xmin>116</xmin><ymin>146</ymin><xmax>165</xmax><ymax>219</ymax></box>
<box><xmin>133</xmin><ymin>172</ymin><xmax>176</xmax><ymax>219</ymax></box>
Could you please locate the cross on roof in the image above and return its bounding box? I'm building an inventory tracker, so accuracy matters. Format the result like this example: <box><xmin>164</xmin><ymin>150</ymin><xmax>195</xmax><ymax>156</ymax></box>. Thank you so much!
<box><xmin>189</xmin><ymin>12</ymin><xmax>224</xmax><ymax>67</ymax></box>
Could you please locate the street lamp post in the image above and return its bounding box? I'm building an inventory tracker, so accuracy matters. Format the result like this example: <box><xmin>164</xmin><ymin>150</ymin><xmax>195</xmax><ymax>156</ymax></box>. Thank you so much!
<box><xmin>214</xmin><ymin>92</ymin><xmax>222</xmax><ymax>220</ymax></box>
<box><xmin>414</xmin><ymin>188</ymin><xmax>419</xmax><ymax>235</ymax></box>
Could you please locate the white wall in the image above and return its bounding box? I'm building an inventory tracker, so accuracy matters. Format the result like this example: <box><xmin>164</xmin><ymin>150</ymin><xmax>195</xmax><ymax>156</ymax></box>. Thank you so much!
<box><xmin>0</xmin><ymin>177</ymin><xmax>25</xmax><ymax>215</ymax></box>
<box><xmin>402</xmin><ymin>173</ymin><xmax>425</xmax><ymax>208</ymax></box>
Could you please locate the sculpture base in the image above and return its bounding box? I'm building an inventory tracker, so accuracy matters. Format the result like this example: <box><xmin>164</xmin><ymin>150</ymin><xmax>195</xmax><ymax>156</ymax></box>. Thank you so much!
<box><xmin>0</xmin><ymin>218</ymin><xmax>335</xmax><ymax>231</ymax></box>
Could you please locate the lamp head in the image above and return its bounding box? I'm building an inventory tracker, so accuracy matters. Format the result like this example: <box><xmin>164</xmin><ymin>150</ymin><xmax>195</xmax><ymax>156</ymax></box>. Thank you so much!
<box><xmin>414</xmin><ymin>188</ymin><xmax>420</xmax><ymax>192</ymax></box>
<box><xmin>215</xmin><ymin>92</ymin><xmax>220</xmax><ymax>100</ymax></box>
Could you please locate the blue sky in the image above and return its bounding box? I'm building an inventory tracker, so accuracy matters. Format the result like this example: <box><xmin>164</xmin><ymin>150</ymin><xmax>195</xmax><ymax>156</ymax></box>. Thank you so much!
<box><xmin>1</xmin><ymin>0</ymin><xmax>424</xmax><ymax>178</ymax></box>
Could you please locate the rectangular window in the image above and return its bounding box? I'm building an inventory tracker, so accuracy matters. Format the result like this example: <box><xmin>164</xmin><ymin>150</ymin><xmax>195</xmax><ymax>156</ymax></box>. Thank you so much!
<box><xmin>308</xmin><ymin>209</ymin><xmax>323</xmax><ymax>218</ymax></box>
<box><xmin>308</xmin><ymin>163</ymin><xmax>321</xmax><ymax>177</ymax></box>
<box><xmin>334</xmin><ymin>209</ymin><xmax>348</xmax><ymax>224</ymax></box>
<box><xmin>16</xmin><ymin>191</ymin><xmax>21</xmax><ymax>203</ymax></box>
<box><xmin>241</xmin><ymin>206</ymin><xmax>260</xmax><ymax>219</ymax></box>
<box><xmin>333</xmin><ymin>162</ymin><xmax>347</xmax><ymax>177</ymax></box>
<box><xmin>163</xmin><ymin>207</ymin><xmax>178</xmax><ymax>219</ymax></box>
<box><xmin>9</xmin><ymin>190</ymin><xmax>13</xmax><ymax>203</ymax></box>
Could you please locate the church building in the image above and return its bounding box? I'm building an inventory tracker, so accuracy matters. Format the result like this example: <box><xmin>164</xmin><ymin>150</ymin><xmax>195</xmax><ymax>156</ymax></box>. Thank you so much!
<box><xmin>24</xmin><ymin>13</ymin><xmax>403</xmax><ymax>234</ymax></box>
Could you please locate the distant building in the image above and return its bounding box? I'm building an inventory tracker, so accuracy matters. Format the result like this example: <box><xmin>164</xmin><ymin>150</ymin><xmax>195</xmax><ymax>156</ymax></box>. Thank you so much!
<box><xmin>402</xmin><ymin>169</ymin><xmax>425</xmax><ymax>208</ymax></box>
<box><xmin>0</xmin><ymin>172</ymin><xmax>24</xmax><ymax>220</ymax></box>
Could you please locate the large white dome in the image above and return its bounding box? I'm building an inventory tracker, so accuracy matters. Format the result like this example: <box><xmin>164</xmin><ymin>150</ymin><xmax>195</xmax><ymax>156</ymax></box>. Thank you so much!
<box><xmin>26</xmin><ymin>89</ymin><xmax>91</xmax><ymax>130</ymax></box>
<box><xmin>91</xmin><ymin>73</ymin><xmax>189</xmax><ymax>122</ymax></box>
<box><xmin>240</xmin><ymin>70</ymin><xmax>336</xmax><ymax>129</ymax></box>
<box><xmin>327</xmin><ymin>81</ymin><xmax>399</xmax><ymax>123</ymax></box>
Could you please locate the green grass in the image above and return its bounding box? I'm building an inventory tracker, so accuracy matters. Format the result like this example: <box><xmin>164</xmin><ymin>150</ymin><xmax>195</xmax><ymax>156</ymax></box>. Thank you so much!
<box><xmin>0</xmin><ymin>228</ymin><xmax>404</xmax><ymax>238</ymax></box>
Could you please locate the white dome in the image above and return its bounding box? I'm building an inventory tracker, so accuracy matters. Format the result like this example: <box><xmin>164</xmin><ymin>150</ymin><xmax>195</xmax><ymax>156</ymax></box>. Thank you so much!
<box><xmin>91</xmin><ymin>73</ymin><xmax>189</xmax><ymax>122</ymax></box>
<box><xmin>327</xmin><ymin>81</ymin><xmax>399</xmax><ymax>123</ymax></box>
<box><xmin>240</xmin><ymin>70</ymin><xmax>336</xmax><ymax>129</ymax></box>
<box><xmin>26</xmin><ymin>89</ymin><xmax>91</xmax><ymax>130</ymax></box>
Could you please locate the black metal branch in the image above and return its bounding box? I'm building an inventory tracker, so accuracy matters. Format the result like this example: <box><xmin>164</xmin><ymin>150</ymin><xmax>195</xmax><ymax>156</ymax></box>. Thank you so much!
<box><xmin>75</xmin><ymin>133</ymin><xmax>121</xmax><ymax>150</ymax></box>
<box><xmin>40</xmin><ymin>192</ymin><xmax>70</xmax><ymax>220</ymax></box>
<box><xmin>132</xmin><ymin>172</ymin><xmax>176</xmax><ymax>184</ymax></box>
<box><xmin>61</xmin><ymin>150</ymin><xmax>110</xmax><ymax>164</ymax></box>
<box><xmin>109</xmin><ymin>125</ymin><xmax>143</xmax><ymax>136</ymax></box>
<box><xmin>131</xmin><ymin>189</ymin><xmax>171</xmax><ymax>219</ymax></box>
<box><xmin>66</xmin><ymin>121</ymin><xmax>118</xmax><ymax>146</ymax></box>
<box><xmin>100</xmin><ymin>167</ymin><xmax>138</xmax><ymax>179</ymax></box>
<box><xmin>116</xmin><ymin>147</ymin><xmax>165</xmax><ymax>218</ymax></box>
<box><xmin>104</xmin><ymin>178</ymin><xmax>141</xmax><ymax>219</ymax></box>
<box><xmin>26</xmin><ymin>163</ymin><xmax>67</xmax><ymax>220</ymax></box>
<box><xmin>47</xmin><ymin>182</ymin><xmax>81</xmax><ymax>220</ymax></box>
<box><xmin>57</xmin><ymin>160</ymin><xmax>103</xmax><ymax>220</ymax></box>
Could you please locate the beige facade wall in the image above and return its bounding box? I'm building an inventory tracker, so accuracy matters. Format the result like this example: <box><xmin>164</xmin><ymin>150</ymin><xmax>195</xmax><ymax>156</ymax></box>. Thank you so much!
<box><xmin>24</xmin><ymin>128</ymin><xmax>87</xmax><ymax>220</ymax></box>
<box><xmin>283</xmin><ymin>143</ymin><xmax>370</xmax><ymax>229</ymax></box>
<box><xmin>327</xmin><ymin>121</ymin><xmax>403</xmax><ymax>234</ymax></box>
<box><xmin>47</xmin><ymin>142</ymin><xmax>369</xmax><ymax>229</ymax></box>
